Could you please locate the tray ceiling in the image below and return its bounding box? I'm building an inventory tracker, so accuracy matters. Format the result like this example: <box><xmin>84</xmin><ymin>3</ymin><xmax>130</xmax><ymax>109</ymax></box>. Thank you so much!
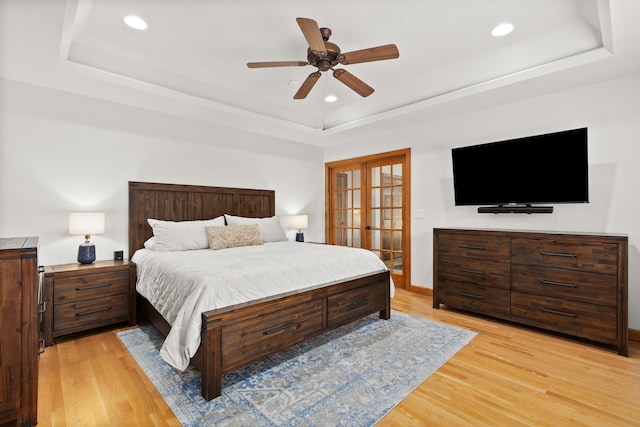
<box><xmin>2</xmin><ymin>0</ymin><xmax>639</xmax><ymax>146</ymax></box>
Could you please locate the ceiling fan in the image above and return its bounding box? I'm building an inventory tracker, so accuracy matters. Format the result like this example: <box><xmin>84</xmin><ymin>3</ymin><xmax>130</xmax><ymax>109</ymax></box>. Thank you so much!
<box><xmin>247</xmin><ymin>17</ymin><xmax>399</xmax><ymax>99</ymax></box>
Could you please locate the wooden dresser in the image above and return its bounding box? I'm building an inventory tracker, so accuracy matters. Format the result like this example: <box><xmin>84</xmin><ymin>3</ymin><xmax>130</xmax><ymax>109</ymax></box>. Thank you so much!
<box><xmin>0</xmin><ymin>237</ymin><xmax>40</xmax><ymax>427</ymax></box>
<box><xmin>433</xmin><ymin>228</ymin><xmax>628</xmax><ymax>356</ymax></box>
<box><xmin>43</xmin><ymin>260</ymin><xmax>136</xmax><ymax>346</ymax></box>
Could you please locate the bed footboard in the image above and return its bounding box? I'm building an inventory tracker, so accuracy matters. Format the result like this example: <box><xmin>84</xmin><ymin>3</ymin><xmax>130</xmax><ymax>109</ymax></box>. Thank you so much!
<box><xmin>199</xmin><ymin>270</ymin><xmax>390</xmax><ymax>401</ymax></box>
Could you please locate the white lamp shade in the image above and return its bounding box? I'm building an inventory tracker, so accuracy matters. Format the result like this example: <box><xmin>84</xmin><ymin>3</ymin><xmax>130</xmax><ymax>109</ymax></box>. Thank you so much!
<box><xmin>69</xmin><ymin>212</ymin><xmax>105</xmax><ymax>236</ymax></box>
<box><xmin>290</xmin><ymin>214</ymin><xmax>308</xmax><ymax>230</ymax></box>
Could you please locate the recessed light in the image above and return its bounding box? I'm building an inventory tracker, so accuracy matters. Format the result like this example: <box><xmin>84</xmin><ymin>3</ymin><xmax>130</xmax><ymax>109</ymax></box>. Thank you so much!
<box><xmin>324</xmin><ymin>95</ymin><xmax>337</xmax><ymax>103</ymax></box>
<box><xmin>491</xmin><ymin>23</ymin><xmax>514</xmax><ymax>37</ymax></box>
<box><xmin>124</xmin><ymin>15</ymin><xmax>148</xmax><ymax>30</ymax></box>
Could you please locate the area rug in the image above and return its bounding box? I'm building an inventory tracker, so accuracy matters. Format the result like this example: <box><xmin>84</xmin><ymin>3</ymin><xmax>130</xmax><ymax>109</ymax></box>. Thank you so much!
<box><xmin>118</xmin><ymin>310</ymin><xmax>476</xmax><ymax>426</ymax></box>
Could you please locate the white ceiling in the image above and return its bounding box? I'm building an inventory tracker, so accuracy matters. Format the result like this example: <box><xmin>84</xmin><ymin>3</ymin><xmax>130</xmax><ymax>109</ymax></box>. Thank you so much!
<box><xmin>1</xmin><ymin>0</ymin><xmax>640</xmax><ymax>147</ymax></box>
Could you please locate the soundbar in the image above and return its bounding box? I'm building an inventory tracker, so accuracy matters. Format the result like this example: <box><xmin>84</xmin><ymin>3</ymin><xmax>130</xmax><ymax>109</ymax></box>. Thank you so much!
<box><xmin>478</xmin><ymin>205</ymin><xmax>553</xmax><ymax>214</ymax></box>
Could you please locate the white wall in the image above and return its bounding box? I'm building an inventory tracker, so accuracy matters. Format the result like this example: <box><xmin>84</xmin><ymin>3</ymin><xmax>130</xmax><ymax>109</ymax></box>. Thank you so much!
<box><xmin>2</xmin><ymin>73</ymin><xmax>639</xmax><ymax>330</ymax></box>
<box><xmin>0</xmin><ymin>80</ymin><xmax>325</xmax><ymax>266</ymax></box>
<box><xmin>325</xmin><ymin>72</ymin><xmax>640</xmax><ymax>330</ymax></box>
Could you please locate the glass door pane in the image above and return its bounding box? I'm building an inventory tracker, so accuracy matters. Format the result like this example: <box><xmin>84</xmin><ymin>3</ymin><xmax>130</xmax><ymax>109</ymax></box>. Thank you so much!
<box><xmin>333</xmin><ymin>169</ymin><xmax>362</xmax><ymax>248</ymax></box>
<box><xmin>368</xmin><ymin>161</ymin><xmax>403</xmax><ymax>279</ymax></box>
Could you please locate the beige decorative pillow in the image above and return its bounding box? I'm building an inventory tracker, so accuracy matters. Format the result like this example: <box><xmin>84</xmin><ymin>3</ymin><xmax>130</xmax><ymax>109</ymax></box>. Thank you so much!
<box><xmin>206</xmin><ymin>224</ymin><xmax>263</xmax><ymax>250</ymax></box>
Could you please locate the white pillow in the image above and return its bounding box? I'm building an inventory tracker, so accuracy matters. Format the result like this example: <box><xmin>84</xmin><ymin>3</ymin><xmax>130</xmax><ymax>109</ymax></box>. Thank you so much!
<box><xmin>143</xmin><ymin>236</ymin><xmax>158</xmax><ymax>250</ymax></box>
<box><xmin>146</xmin><ymin>216</ymin><xmax>225</xmax><ymax>251</ymax></box>
<box><xmin>224</xmin><ymin>214</ymin><xmax>287</xmax><ymax>242</ymax></box>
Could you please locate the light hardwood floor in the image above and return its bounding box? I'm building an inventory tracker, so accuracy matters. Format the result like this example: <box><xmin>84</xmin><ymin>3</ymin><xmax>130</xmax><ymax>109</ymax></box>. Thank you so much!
<box><xmin>37</xmin><ymin>288</ymin><xmax>640</xmax><ymax>426</ymax></box>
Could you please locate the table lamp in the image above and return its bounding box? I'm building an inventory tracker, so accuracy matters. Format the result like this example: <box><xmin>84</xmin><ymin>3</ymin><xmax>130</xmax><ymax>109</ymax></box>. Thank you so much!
<box><xmin>291</xmin><ymin>214</ymin><xmax>308</xmax><ymax>242</ymax></box>
<box><xmin>69</xmin><ymin>212</ymin><xmax>105</xmax><ymax>264</ymax></box>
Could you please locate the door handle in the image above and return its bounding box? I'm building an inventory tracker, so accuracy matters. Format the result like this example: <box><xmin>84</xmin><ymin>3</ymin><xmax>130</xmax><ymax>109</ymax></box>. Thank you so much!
<box><xmin>365</xmin><ymin>225</ymin><xmax>372</xmax><ymax>230</ymax></box>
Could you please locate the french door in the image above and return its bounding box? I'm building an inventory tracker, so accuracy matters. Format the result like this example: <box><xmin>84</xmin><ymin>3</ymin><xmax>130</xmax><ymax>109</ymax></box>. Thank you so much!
<box><xmin>325</xmin><ymin>148</ymin><xmax>410</xmax><ymax>289</ymax></box>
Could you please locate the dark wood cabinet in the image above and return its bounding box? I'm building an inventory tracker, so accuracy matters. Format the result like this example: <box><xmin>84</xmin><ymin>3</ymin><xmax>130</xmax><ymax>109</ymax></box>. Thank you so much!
<box><xmin>0</xmin><ymin>237</ymin><xmax>39</xmax><ymax>427</ymax></box>
<box><xmin>43</xmin><ymin>260</ymin><xmax>136</xmax><ymax>346</ymax></box>
<box><xmin>433</xmin><ymin>228</ymin><xmax>628</xmax><ymax>356</ymax></box>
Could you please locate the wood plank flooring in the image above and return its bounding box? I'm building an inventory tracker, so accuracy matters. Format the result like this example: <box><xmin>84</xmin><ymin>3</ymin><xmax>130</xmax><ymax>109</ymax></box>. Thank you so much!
<box><xmin>37</xmin><ymin>288</ymin><xmax>640</xmax><ymax>426</ymax></box>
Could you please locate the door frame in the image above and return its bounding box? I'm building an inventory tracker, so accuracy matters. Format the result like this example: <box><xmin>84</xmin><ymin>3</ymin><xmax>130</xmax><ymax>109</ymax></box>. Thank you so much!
<box><xmin>325</xmin><ymin>148</ymin><xmax>411</xmax><ymax>290</ymax></box>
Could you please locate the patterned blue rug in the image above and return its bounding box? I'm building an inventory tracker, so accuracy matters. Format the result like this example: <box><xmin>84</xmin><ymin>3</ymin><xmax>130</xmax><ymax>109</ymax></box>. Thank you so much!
<box><xmin>118</xmin><ymin>310</ymin><xmax>476</xmax><ymax>426</ymax></box>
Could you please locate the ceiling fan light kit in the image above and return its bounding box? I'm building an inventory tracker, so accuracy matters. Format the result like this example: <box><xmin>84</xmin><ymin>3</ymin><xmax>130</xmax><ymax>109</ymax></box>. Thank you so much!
<box><xmin>247</xmin><ymin>17</ymin><xmax>399</xmax><ymax>99</ymax></box>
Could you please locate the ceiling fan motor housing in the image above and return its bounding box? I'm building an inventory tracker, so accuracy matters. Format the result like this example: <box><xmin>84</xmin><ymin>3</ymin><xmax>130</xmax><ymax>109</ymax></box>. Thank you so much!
<box><xmin>307</xmin><ymin>40</ymin><xmax>341</xmax><ymax>71</ymax></box>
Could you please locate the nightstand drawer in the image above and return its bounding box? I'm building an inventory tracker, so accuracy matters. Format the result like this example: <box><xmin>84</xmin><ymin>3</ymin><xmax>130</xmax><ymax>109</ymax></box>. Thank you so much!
<box><xmin>54</xmin><ymin>271</ymin><xmax>130</xmax><ymax>303</ymax></box>
<box><xmin>53</xmin><ymin>294</ymin><xmax>130</xmax><ymax>336</ymax></box>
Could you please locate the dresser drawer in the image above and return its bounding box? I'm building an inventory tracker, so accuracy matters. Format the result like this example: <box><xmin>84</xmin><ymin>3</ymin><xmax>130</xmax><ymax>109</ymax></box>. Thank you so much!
<box><xmin>511</xmin><ymin>238</ymin><xmax>618</xmax><ymax>275</ymax></box>
<box><xmin>511</xmin><ymin>265</ymin><xmax>617</xmax><ymax>306</ymax></box>
<box><xmin>328</xmin><ymin>283</ymin><xmax>387</xmax><ymax>327</ymax></box>
<box><xmin>222</xmin><ymin>299</ymin><xmax>323</xmax><ymax>368</ymax></box>
<box><xmin>438</xmin><ymin>256</ymin><xmax>510</xmax><ymax>289</ymax></box>
<box><xmin>53</xmin><ymin>294</ymin><xmax>130</xmax><ymax>336</ymax></box>
<box><xmin>511</xmin><ymin>292</ymin><xmax>617</xmax><ymax>344</ymax></box>
<box><xmin>437</xmin><ymin>278</ymin><xmax>510</xmax><ymax>317</ymax></box>
<box><xmin>54</xmin><ymin>271</ymin><xmax>130</xmax><ymax>303</ymax></box>
<box><xmin>437</xmin><ymin>234</ymin><xmax>510</xmax><ymax>262</ymax></box>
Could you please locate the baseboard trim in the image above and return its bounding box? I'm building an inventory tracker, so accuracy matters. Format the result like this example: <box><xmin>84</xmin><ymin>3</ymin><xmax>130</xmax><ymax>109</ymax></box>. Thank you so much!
<box><xmin>629</xmin><ymin>329</ymin><xmax>640</xmax><ymax>342</ymax></box>
<box><xmin>407</xmin><ymin>285</ymin><xmax>432</xmax><ymax>296</ymax></box>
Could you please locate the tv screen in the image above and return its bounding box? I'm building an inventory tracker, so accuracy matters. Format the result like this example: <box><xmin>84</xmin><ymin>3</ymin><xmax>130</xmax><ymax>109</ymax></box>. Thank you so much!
<box><xmin>452</xmin><ymin>127</ymin><xmax>589</xmax><ymax>206</ymax></box>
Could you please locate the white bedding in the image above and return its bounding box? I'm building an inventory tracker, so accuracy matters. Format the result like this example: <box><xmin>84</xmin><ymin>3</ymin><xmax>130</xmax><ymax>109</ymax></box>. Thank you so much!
<box><xmin>132</xmin><ymin>241</ymin><xmax>394</xmax><ymax>370</ymax></box>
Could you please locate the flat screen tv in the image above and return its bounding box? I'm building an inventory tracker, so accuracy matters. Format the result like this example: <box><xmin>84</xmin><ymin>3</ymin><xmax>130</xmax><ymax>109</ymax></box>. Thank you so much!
<box><xmin>451</xmin><ymin>127</ymin><xmax>588</xmax><ymax>213</ymax></box>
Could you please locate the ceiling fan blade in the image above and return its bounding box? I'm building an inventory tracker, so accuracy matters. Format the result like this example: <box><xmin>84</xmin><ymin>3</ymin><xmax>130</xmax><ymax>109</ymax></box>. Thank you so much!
<box><xmin>332</xmin><ymin>69</ymin><xmax>374</xmax><ymax>97</ymax></box>
<box><xmin>247</xmin><ymin>61</ymin><xmax>308</xmax><ymax>68</ymax></box>
<box><xmin>296</xmin><ymin>17</ymin><xmax>327</xmax><ymax>57</ymax></box>
<box><xmin>293</xmin><ymin>71</ymin><xmax>322</xmax><ymax>99</ymax></box>
<box><xmin>338</xmin><ymin>44</ymin><xmax>399</xmax><ymax>65</ymax></box>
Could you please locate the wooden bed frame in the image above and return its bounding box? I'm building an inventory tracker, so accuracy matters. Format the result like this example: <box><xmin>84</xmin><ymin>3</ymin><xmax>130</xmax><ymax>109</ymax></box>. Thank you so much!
<box><xmin>128</xmin><ymin>181</ymin><xmax>391</xmax><ymax>400</ymax></box>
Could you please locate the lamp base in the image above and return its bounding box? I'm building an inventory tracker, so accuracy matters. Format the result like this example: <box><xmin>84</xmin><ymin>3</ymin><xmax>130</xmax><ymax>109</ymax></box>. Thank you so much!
<box><xmin>77</xmin><ymin>242</ymin><xmax>96</xmax><ymax>264</ymax></box>
<box><xmin>295</xmin><ymin>232</ymin><xmax>305</xmax><ymax>242</ymax></box>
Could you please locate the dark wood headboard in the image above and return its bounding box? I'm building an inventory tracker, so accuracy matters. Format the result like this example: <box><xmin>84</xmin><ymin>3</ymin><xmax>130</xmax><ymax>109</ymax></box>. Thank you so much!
<box><xmin>128</xmin><ymin>181</ymin><xmax>276</xmax><ymax>258</ymax></box>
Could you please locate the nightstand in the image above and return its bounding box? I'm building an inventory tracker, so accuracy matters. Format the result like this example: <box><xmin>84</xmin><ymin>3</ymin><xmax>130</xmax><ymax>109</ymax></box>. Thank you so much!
<box><xmin>43</xmin><ymin>260</ymin><xmax>136</xmax><ymax>346</ymax></box>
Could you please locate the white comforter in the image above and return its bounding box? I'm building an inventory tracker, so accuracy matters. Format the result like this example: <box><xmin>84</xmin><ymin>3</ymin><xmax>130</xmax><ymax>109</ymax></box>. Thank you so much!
<box><xmin>132</xmin><ymin>242</ymin><xmax>394</xmax><ymax>370</ymax></box>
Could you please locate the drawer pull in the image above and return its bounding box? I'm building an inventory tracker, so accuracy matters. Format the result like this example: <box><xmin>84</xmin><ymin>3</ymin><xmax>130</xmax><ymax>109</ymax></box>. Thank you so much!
<box><xmin>75</xmin><ymin>282</ymin><xmax>112</xmax><ymax>291</ymax></box>
<box><xmin>263</xmin><ymin>321</ymin><xmax>294</xmax><ymax>335</ymax></box>
<box><xmin>76</xmin><ymin>306</ymin><xmax>112</xmax><ymax>316</ymax></box>
<box><xmin>540</xmin><ymin>307</ymin><xmax>577</xmax><ymax>317</ymax></box>
<box><xmin>539</xmin><ymin>251</ymin><xmax>578</xmax><ymax>258</ymax></box>
<box><xmin>458</xmin><ymin>244</ymin><xmax>485</xmax><ymax>251</ymax></box>
<box><xmin>540</xmin><ymin>279</ymin><xmax>578</xmax><ymax>288</ymax></box>
<box><xmin>458</xmin><ymin>268</ymin><xmax>485</xmax><ymax>275</ymax></box>
<box><xmin>458</xmin><ymin>291</ymin><xmax>485</xmax><ymax>300</ymax></box>
<box><xmin>351</xmin><ymin>298</ymin><xmax>370</xmax><ymax>308</ymax></box>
